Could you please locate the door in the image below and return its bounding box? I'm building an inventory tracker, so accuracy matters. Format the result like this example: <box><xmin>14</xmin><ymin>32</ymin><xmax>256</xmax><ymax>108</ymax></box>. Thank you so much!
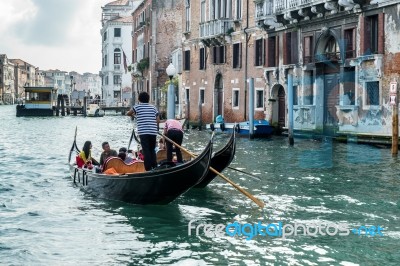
<box><xmin>214</xmin><ymin>74</ymin><xmax>223</xmax><ymax>119</ymax></box>
<box><xmin>324</xmin><ymin>73</ymin><xmax>340</xmax><ymax>134</ymax></box>
<box><xmin>278</xmin><ymin>86</ymin><xmax>285</xmax><ymax>128</ymax></box>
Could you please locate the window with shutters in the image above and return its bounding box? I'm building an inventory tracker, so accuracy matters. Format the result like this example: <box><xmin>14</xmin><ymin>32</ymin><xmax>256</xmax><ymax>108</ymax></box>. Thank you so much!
<box><xmin>201</xmin><ymin>0</ymin><xmax>206</xmax><ymax>23</ymax></box>
<box><xmin>303</xmin><ymin>36</ymin><xmax>313</xmax><ymax>64</ymax></box>
<box><xmin>364</xmin><ymin>15</ymin><xmax>379</xmax><ymax>54</ymax></box>
<box><xmin>235</xmin><ymin>0</ymin><xmax>242</xmax><ymax>20</ymax></box>
<box><xmin>303</xmin><ymin>71</ymin><xmax>314</xmax><ymax>105</ymax></box>
<box><xmin>184</xmin><ymin>50</ymin><xmax>191</xmax><ymax>70</ymax></box>
<box><xmin>344</xmin><ymin>28</ymin><xmax>356</xmax><ymax>59</ymax></box>
<box><xmin>232</xmin><ymin>43</ymin><xmax>241</xmax><ymax>69</ymax></box>
<box><xmin>267</xmin><ymin>36</ymin><xmax>277</xmax><ymax>67</ymax></box>
<box><xmin>113</xmin><ymin>75</ymin><xmax>121</xmax><ymax>85</ymax></box>
<box><xmin>293</xmin><ymin>86</ymin><xmax>298</xmax><ymax>105</ymax></box>
<box><xmin>254</xmin><ymin>39</ymin><xmax>264</xmax><ymax>66</ymax></box>
<box><xmin>365</xmin><ymin>81</ymin><xmax>379</xmax><ymax>106</ymax></box>
<box><xmin>255</xmin><ymin>89</ymin><xmax>264</xmax><ymax>109</ymax></box>
<box><xmin>200</xmin><ymin>47</ymin><xmax>206</xmax><ymax>70</ymax></box>
<box><xmin>343</xmin><ymin>68</ymin><xmax>355</xmax><ymax>105</ymax></box>
<box><xmin>114</xmin><ymin>48</ymin><xmax>121</xmax><ymax>64</ymax></box>
<box><xmin>185</xmin><ymin>0</ymin><xmax>191</xmax><ymax>32</ymax></box>
<box><xmin>284</xmin><ymin>31</ymin><xmax>298</xmax><ymax>65</ymax></box>
<box><xmin>213</xmin><ymin>46</ymin><xmax>226</xmax><ymax>64</ymax></box>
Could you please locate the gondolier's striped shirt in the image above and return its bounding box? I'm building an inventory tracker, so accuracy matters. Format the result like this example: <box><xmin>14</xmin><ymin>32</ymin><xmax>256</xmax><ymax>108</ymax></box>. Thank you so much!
<box><xmin>133</xmin><ymin>103</ymin><xmax>159</xmax><ymax>136</ymax></box>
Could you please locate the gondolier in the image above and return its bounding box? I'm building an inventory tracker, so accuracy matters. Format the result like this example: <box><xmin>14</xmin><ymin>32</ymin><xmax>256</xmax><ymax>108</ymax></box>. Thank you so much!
<box><xmin>127</xmin><ymin>91</ymin><xmax>159</xmax><ymax>171</ymax></box>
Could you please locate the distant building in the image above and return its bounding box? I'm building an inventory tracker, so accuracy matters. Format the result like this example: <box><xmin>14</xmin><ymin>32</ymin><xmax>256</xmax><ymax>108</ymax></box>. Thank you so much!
<box><xmin>100</xmin><ymin>0</ymin><xmax>140</xmax><ymax>106</ymax></box>
<box><xmin>0</xmin><ymin>54</ymin><xmax>15</xmax><ymax>104</ymax></box>
<box><xmin>9</xmin><ymin>58</ymin><xmax>37</xmax><ymax>103</ymax></box>
<box><xmin>42</xmin><ymin>69</ymin><xmax>69</xmax><ymax>94</ymax></box>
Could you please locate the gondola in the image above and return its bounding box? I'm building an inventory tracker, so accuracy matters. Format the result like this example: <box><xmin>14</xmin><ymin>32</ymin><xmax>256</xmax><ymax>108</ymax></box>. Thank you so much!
<box><xmin>194</xmin><ymin>130</ymin><xmax>236</xmax><ymax>188</ymax></box>
<box><xmin>68</xmin><ymin>130</ymin><xmax>213</xmax><ymax>205</ymax></box>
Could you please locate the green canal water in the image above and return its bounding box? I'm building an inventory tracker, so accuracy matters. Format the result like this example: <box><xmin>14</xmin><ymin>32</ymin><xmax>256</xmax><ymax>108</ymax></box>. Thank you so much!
<box><xmin>0</xmin><ymin>105</ymin><xmax>399</xmax><ymax>265</ymax></box>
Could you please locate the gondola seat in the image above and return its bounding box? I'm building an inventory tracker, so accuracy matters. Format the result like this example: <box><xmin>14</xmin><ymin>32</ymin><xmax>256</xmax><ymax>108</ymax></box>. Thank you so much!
<box><xmin>103</xmin><ymin>157</ymin><xmax>146</xmax><ymax>174</ymax></box>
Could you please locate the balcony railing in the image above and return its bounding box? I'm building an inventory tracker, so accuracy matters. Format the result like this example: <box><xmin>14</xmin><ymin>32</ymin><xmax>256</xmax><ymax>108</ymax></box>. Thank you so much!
<box><xmin>274</xmin><ymin>0</ymin><xmax>319</xmax><ymax>12</ymax></box>
<box><xmin>199</xmin><ymin>19</ymin><xmax>234</xmax><ymax>38</ymax></box>
<box><xmin>315</xmin><ymin>52</ymin><xmax>341</xmax><ymax>62</ymax></box>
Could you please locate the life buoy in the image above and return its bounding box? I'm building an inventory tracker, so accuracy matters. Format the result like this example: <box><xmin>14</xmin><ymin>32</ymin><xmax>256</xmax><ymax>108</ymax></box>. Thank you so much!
<box><xmin>220</xmin><ymin>123</ymin><xmax>226</xmax><ymax>131</ymax></box>
<box><xmin>235</xmin><ymin>124</ymin><xmax>240</xmax><ymax>133</ymax></box>
<box><xmin>210</xmin><ymin>123</ymin><xmax>215</xmax><ymax>131</ymax></box>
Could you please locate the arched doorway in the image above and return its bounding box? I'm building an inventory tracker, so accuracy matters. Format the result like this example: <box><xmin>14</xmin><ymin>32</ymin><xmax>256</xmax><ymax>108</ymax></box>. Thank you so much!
<box><xmin>214</xmin><ymin>74</ymin><xmax>223</xmax><ymax>119</ymax></box>
<box><xmin>315</xmin><ymin>32</ymin><xmax>341</xmax><ymax>135</ymax></box>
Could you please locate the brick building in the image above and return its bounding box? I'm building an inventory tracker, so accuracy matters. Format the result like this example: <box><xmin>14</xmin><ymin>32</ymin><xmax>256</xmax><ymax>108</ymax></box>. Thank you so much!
<box><xmin>131</xmin><ymin>0</ymin><xmax>184</xmax><ymax>114</ymax></box>
<box><xmin>181</xmin><ymin>0</ymin><xmax>267</xmax><ymax>123</ymax></box>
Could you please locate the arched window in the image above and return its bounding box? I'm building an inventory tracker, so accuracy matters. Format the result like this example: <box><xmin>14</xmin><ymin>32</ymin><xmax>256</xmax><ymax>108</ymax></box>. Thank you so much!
<box><xmin>324</xmin><ymin>36</ymin><xmax>339</xmax><ymax>60</ymax></box>
<box><xmin>114</xmin><ymin>48</ymin><xmax>121</xmax><ymax>64</ymax></box>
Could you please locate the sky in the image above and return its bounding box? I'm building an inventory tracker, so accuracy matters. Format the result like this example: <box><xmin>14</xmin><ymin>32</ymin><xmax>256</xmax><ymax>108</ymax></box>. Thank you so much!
<box><xmin>0</xmin><ymin>0</ymin><xmax>112</xmax><ymax>74</ymax></box>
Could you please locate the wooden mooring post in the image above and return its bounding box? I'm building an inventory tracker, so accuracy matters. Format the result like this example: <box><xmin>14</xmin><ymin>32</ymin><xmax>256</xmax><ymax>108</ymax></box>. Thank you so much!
<box><xmin>390</xmin><ymin>80</ymin><xmax>398</xmax><ymax>156</ymax></box>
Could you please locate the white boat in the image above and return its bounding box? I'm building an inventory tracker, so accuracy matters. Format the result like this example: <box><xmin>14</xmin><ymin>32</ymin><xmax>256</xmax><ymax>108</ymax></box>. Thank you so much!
<box><xmin>86</xmin><ymin>104</ymin><xmax>105</xmax><ymax>117</ymax></box>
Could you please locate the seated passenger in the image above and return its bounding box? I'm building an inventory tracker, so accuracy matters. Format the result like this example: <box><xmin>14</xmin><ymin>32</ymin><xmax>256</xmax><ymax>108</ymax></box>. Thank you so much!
<box><xmin>119</xmin><ymin>147</ymin><xmax>134</xmax><ymax>164</ymax></box>
<box><xmin>78</xmin><ymin>141</ymin><xmax>93</xmax><ymax>169</ymax></box>
<box><xmin>99</xmin><ymin>141</ymin><xmax>118</xmax><ymax>165</ymax></box>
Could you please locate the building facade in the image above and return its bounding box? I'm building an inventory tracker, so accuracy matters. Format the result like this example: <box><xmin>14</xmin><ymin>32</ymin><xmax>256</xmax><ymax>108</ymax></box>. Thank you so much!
<box><xmin>131</xmin><ymin>0</ymin><xmax>184</xmax><ymax>115</ymax></box>
<box><xmin>0</xmin><ymin>54</ymin><xmax>15</xmax><ymax>104</ymax></box>
<box><xmin>176</xmin><ymin>0</ymin><xmax>400</xmax><ymax>138</ymax></box>
<box><xmin>181</xmin><ymin>0</ymin><xmax>267</xmax><ymax>123</ymax></box>
<box><xmin>256</xmin><ymin>0</ymin><xmax>400</xmax><ymax>137</ymax></box>
<box><xmin>101</xmin><ymin>0</ymin><xmax>140</xmax><ymax>106</ymax></box>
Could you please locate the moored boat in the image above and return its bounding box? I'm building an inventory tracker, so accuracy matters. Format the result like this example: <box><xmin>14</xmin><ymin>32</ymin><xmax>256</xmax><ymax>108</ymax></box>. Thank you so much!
<box><xmin>68</xmin><ymin>132</ymin><xmax>213</xmax><ymax>205</ymax></box>
<box><xmin>16</xmin><ymin>86</ymin><xmax>58</xmax><ymax>117</ymax></box>
<box><xmin>194</xmin><ymin>130</ymin><xmax>236</xmax><ymax>188</ymax></box>
<box><xmin>206</xmin><ymin>119</ymin><xmax>274</xmax><ymax>138</ymax></box>
<box><xmin>86</xmin><ymin>104</ymin><xmax>105</xmax><ymax>117</ymax></box>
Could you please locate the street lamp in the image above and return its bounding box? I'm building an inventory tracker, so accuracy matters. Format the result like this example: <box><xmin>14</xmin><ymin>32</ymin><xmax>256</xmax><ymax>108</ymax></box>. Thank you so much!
<box><xmin>166</xmin><ymin>63</ymin><xmax>176</xmax><ymax>119</ymax></box>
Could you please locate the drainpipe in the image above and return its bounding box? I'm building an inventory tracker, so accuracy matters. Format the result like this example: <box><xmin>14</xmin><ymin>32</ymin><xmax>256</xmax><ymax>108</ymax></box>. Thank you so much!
<box><xmin>243</xmin><ymin>0</ymin><xmax>249</xmax><ymax>121</ymax></box>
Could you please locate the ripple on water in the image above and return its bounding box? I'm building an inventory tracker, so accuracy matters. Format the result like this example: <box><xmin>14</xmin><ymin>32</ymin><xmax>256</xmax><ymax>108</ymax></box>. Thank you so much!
<box><xmin>0</xmin><ymin>105</ymin><xmax>400</xmax><ymax>265</ymax></box>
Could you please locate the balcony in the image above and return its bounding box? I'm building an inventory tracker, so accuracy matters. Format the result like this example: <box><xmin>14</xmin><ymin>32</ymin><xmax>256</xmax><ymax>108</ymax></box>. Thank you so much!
<box><xmin>255</xmin><ymin>0</ymin><xmax>365</xmax><ymax>27</ymax></box>
<box><xmin>199</xmin><ymin>19</ymin><xmax>234</xmax><ymax>39</ymax></box>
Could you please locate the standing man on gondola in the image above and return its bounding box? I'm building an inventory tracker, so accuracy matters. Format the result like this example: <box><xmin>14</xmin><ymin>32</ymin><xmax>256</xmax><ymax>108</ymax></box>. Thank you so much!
<box><xmin>127</xmin><ymin>91</ymin><xmax>159</xmax><ymax>171</ymax></box>
<box><xmin>163</xmin><ymin>119</ymin><xmax>184</xmax><ymax>163</ymax></box>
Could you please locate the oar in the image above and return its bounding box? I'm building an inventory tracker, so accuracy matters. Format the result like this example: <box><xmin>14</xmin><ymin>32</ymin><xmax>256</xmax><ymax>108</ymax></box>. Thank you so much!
<box><xmin>227</xmin><ymin>166</ymin><xmax>262</xmax><ymax>181</ymax></box>
<box><xmin>159</xmin><ymin>133</ymin><xmax>265</xmax><ymax>209</ymax></box>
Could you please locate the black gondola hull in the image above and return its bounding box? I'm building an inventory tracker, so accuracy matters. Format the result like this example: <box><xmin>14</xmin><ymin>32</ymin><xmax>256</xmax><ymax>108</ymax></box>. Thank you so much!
<box><xmin>194</xmin><ymin>131</ymin><xmax>236</xmax><ymax>188</ymax></box>
<box><xmin>69</xmin><ymin>141</ymin><xmax>213</xmax><ymax>205</ymax></box>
